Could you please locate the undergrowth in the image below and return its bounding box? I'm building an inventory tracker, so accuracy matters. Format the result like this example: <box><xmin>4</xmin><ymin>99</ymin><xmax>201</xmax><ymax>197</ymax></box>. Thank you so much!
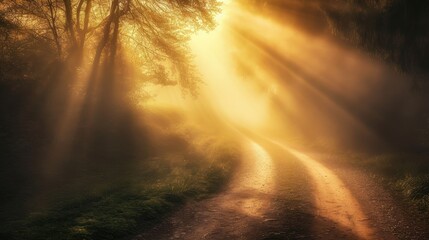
<box><xmin>1</xmin><ymin>117</ymin><xmax>240</xmax><ymax>240</ymax></box>
<box><xmin>349</xmin><ymin>152</ymin><xmax>429</xmax><ymax>212</ymax></box>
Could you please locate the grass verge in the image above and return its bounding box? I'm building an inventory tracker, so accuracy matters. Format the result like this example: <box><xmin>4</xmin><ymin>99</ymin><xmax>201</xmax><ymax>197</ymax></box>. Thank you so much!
<box><xmin>1</xmin><ymin>118</ymin><xmax>240</xmax><ymax>240</ymax></box>
<box><xmin>341</xmin><ymin>152</ymin><xmax>429</xmax><ymax>212</ymax></box>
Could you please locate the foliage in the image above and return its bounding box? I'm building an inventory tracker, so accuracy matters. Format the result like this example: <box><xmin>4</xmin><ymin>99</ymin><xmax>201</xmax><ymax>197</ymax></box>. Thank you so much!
<box><xmin>0</xmin><ymin>3</ymin><xmax>225</xmax><ymax>237</ymax></box>
<box><xmin>1</xmin><ymin>117</ymin><xmax>240</xmax><ymax>240</ymax></box>
<box><xmin>340</xmin><ymin>152</ymin><xmax>429</xmax><ymax>212</ymax></box>
<box><xmin>396</xmin><ymin>174</ymin><xmax>429</xmax><ymax>211</ymax></box>
<box><xmin>323</xmin><ymin>0</ymin><xmax>429</xmax><ymax>77</ymax></box>
<box><xmin>0</xmin><ymin>0</ymin><xmax>221</xmax><ymax>92</ymax></box>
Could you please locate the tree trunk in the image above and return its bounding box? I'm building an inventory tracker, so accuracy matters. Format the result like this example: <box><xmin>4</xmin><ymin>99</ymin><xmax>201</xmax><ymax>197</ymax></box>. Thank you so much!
<box><xmin>75</xmin><ymin>0</ymin><xmax>92</xmax><ymax>61</ymax></box>
<box><xmin>47</xmin><ymin>0</ymin><xmax>62</xmax><ymax>58</ymax></box>
<box><xmin>90</xmin><ymin>0</ymin><xmax>118</xmax><ymax>80</ymax></box>
<box><xmin>63</xmin><ymin>0</ymin><xmax>77</xmax><ymax>49</ymax></box>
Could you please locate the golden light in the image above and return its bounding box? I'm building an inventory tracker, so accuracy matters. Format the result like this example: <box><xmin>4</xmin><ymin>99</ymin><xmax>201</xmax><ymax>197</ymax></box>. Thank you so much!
<box><xmin>284</xmin><ymin>144</ymin><xmax>374</xmax><ymax>239</ymax></box>
<box><xmin>132</xmin><ymin>0</ymin><xmax>393</xmax><ymax>149</ymax></box>
<box><xmin>189</xmin><ymin>0</ymin><xmax>272</xmax><ymax>129</ymax></box>
<box><xmin>218</xmin><ymin>137</ymin><xmax>274</xmax><ymax>218</ymax></box>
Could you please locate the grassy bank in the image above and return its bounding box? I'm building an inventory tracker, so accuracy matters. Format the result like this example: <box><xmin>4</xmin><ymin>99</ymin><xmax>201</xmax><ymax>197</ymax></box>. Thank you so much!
<box><xmin>330</xmin><ymin>152</ymin><xmax>429</xmax><ymax>212</ymax></box>
<box><xmin>1</xmin><ymin>111</ymin><xmax>240</xmax><ymax>240</ymax></box>
<box><xmin>357</xmin><ymin>153</ymin><xmax>429</xmax><ymax>212</ymax></box>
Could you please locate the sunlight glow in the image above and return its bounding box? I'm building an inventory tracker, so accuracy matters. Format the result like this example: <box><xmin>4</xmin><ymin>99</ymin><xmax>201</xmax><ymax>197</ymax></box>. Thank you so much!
<box><xmin>196</xmin><ymin>2</ymin><xmax>389</xmax><ymax>147</ymax></box>
<box><xmin>189</xmin><ymin>1</ymin><xmax>271</xmax><ymax>129</ymax></box>
<box><xmin>132</xmin><ymin>0</ymin><xmax>391</xmax><ymax>148</ymax></box>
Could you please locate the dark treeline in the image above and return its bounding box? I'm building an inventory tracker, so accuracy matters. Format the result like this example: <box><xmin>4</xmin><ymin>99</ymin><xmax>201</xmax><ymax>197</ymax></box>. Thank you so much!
<box><xmin>323</xmin><ymin>0</ymin><xmax>429</xmax><ymax>78</ymax></box>
<box><xmin>321</xmin><ymin>0</ymin><xmax>429</xmax><ymax>149</ymax></box>
<box><xmin>245</xmin><ymin>0</ymin><xmax>429</xmax><ymax>78</ymax></box>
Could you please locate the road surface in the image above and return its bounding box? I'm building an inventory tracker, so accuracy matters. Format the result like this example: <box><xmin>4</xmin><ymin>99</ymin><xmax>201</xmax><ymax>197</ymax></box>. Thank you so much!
<box><xmin>134</xmin><ymin>134</ymin><xmax>429</xmax><ymax>240</ymax></box>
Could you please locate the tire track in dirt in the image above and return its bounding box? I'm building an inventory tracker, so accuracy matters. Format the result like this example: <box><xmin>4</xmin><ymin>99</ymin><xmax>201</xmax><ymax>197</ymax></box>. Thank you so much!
<box><xmin>134</xmin><ymin>136</ymin><xmax>275</xmax><ymax>239</ymax></box>
<box><xmin>268</xmin><ymin>139</ymin><xmax>375</xmax><ymax>240</ymax></box>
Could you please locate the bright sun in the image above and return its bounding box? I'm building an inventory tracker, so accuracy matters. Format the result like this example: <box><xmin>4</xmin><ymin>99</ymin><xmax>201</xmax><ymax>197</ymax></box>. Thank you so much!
<box><xmin>189</xmin><ymin>0</ymin><xmax>271</xmax><ymax>128</ymax></box>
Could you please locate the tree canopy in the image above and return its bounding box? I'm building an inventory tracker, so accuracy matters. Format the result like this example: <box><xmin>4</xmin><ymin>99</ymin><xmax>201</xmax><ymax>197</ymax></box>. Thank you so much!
<box><xmin>0</xmin><ymin>0</ymin><xmax>221</xmax><ymax>92</ymax></box>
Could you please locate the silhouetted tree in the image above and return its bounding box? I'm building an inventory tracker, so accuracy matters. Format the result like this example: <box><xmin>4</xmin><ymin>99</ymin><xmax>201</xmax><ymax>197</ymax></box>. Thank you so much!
<box><xmin>0</xmin><ymin>1</ymin><xmax>222</xmax><ymax>213</ymax></box>
<box><xmin>1</xmin><ymin>0</ymin><xmax>221</xmax><ymax>92</ymax></box>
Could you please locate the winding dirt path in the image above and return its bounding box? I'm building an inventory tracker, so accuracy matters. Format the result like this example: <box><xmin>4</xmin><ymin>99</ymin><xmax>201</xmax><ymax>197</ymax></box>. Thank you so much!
<box><xmin>134</xmin><ymin>135</ymin><xmax>429</xmax><ymax>240</ymax></box>
<box><xmin>271</xmin><ymin>141</ymin><xmax>374</xmax><ymax>239</ymax></box>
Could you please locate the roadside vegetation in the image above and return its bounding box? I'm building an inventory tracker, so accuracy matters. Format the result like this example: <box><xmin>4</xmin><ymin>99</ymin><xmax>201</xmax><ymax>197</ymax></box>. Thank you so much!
<box><xmin>0</xmin><ymin>1</ymin><xmax>236</xmax><ymax>240</ymax></box>
<box><xmin>321</xmin><ymin>150</ymin><xmax>429</xmax><ymax>213</ymax></box>
<box><xmin>357</xmin><ymin>153</ymin><xmax>429</xmax><ymax>212</ymax></box>
<box><xmin>1</xmin><ymin>109</ymin><xmax>240</xmax><ymax>240</ymax></box>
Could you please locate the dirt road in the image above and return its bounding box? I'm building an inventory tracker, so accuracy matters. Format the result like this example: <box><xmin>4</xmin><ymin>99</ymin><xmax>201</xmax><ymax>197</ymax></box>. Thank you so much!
<box><xmin>134</xmin><ymin>135</ymin><xmax>429</xmax><ymax>240</ymax></box>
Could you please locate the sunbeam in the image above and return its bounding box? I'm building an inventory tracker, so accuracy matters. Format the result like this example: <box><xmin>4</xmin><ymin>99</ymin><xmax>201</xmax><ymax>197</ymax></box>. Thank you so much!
<box><xmin>1</xmin><ymin>1</ymin><xmax>429</xmax><ymax>239</ymax></box>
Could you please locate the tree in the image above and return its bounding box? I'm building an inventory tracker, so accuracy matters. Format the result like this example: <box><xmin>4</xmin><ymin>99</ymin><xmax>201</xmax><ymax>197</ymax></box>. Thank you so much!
<box><xmin>322</xmin><ymin>0</ymin><xmax>429</xmax><ymax>78</ymax></box>
<box><xmin>0</xmin><ymin>0</ymin><xmax>222</xmax><ymax>180</ymax></box>
<box><xmin>1</xmin><ymin>0</ymin><xmax>221</xmax><ymax>92</ymax></box>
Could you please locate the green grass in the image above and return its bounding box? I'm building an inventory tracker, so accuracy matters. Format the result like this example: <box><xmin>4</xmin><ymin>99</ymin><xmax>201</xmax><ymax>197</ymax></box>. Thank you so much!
<box><xmin>1</xmin><ymin>131</ymin><xmax>240</xmax><ymax>240</ymax></box>
<box><xmin>340</xmin><ymin>152</ymin><xmax>429</xmax><ymax>212</ymax></box>
<box><xmin>396</xmin><ymin>174</ymin><xmax>429</xmax><ymax>211</ymax></box>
